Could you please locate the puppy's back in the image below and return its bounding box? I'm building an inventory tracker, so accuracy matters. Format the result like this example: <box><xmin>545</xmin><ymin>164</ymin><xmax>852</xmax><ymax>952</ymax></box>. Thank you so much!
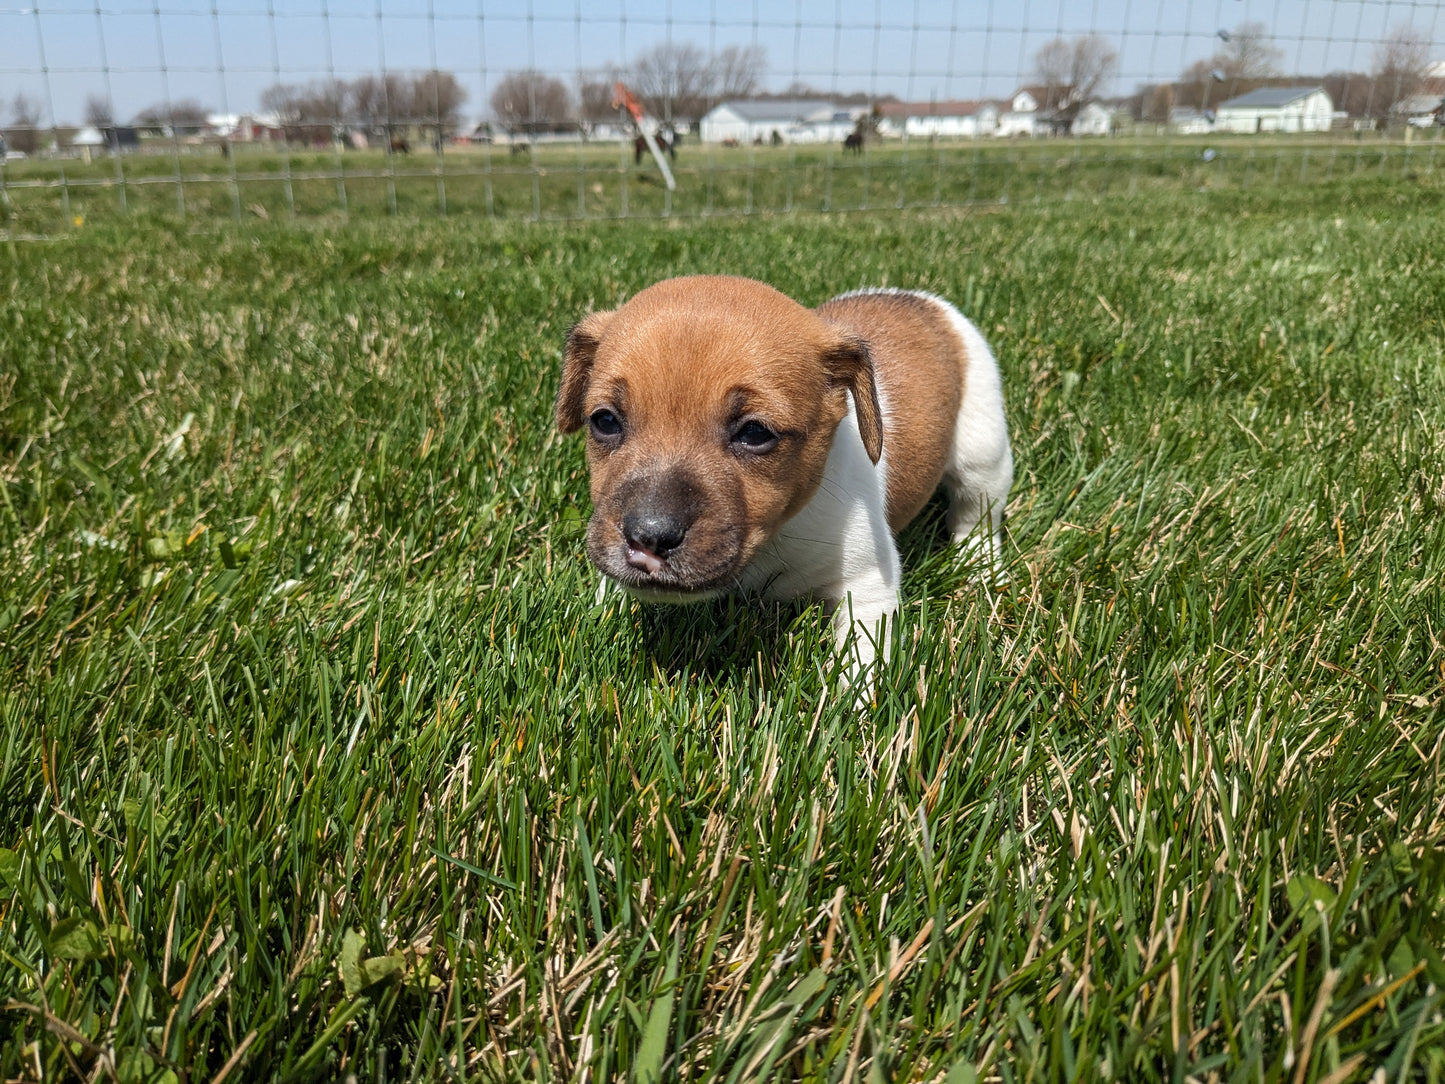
<box><xmin>816</xmin><ymin>290</ymin><xmax>966</xmax><ymax>531</ymax></box>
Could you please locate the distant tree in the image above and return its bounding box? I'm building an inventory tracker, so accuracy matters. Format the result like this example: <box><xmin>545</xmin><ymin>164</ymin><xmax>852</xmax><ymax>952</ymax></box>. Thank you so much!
<box><xmin>578</xmin><ymin>78</ymin><xmax>621</xmax><ymax>124</ymax></box>
<box><xmin>84</xmin><ymin>94</ymin><xmax>114</xmax><ymax>128</ymax></box>
<box><xmin>1141</xmin><ymin>82</ymin><xmax>1176</xmax><ymax>123</ymax></box>
<box><xmin>7</xmin><ymin>92</ymin><xmax>40</xmax><ymax>153</ymax></box>
<box><xmin>631</xmin><ymin>41</ymin><xmax>714</xmax><ymax>121</ymax></box>
<box><xmin>1372</xmin><ymin>23</ymin><xmax>1431</xmax><ymax>120</ymax></box>
<box><xmin>711</xmin><ymin>44</ymin><xmax>766</xmax><ymax>100</ymax></box>
<box><xmin>490</xmin><ymin>71</ymin><xmax>574</xmax><ymax>134</ymax></box>
<box><xmin>134</xmin><ymin>98</ymin><xmax>212</xmax><ymax>136</ymax></box>
<box><xmin>1033</xmin><ymin>34</ymin><xmax>1118</xmax><ymax>120</ymax></box>
<box><xmin>412</xmin><ymin>70</ymin><xmax>467</xmax><ymax>143</ymax></box>
<box><xmin>350</xmin><ymin>73</ymin><xmax>412</xmax><ymax>139</ymax></box>
<box><xmin>1213</xmin><ymin>22</ymin><xmax>1283</xmax><ymax>82</ymax></box>
<box><xmin>1322</xmin><ymin>71</ymin><xmax>1374</xmax><ymax>119</ymax></box>
<box><xmin>259</xmin><ymin>81</ymin><xmax>342</xmax><ymax>143</ymax></box>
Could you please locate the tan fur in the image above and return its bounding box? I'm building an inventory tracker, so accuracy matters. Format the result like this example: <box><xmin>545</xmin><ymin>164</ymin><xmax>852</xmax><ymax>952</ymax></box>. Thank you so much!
<box><xmin>558</xmin><ymin>276</ymin><xmax>882</xmax><ymax>594</ymax></box>
<box><xmin>816</xmin><ymin>292</ymin><xmax>966</xmax><ymax>532</ymax></box>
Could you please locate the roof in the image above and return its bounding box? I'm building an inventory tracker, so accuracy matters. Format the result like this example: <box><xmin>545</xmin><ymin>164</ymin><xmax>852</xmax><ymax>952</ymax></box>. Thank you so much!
<box><xmin>1013</xmin><ymin>84</ymin><xmax>1073</xmax><ymax>109</ymax></box>
<box><xmin>878</xmin><ymin>99</ymin><xmax>996</xmax><ymax>118</ymax></box>
<box><xmin>707</xmin><ymin>99</ymin><xmax>838</xmax><ymax>122</ymax></box>
<box><xmin>1218</xmin><ymin>86</ymin><xmax>1327</xmax><ymax>109</ymax></box>
<box><xmin>1392</xmin><ymin>94</ymin><xmax>1444</xmax><ymax>115</ymax></box>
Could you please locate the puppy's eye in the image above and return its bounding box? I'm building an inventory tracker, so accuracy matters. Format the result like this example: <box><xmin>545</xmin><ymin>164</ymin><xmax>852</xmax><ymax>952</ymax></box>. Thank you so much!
<box><xmin>732</xmin><ymin>420</ymin><xmax>779</xmax><ymax>453</ymax></box>
<box><xmin>589</xmin><ymin>409</ymin><xmax>623</xmax><ymax>439</ymax></box>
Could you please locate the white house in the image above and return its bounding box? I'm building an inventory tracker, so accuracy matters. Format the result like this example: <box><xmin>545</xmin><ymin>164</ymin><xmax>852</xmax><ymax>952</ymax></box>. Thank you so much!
<box><xmin>1070</xmin><ymin>101</ymin><xmax>1113</xmax><ymax>136</ymax></box>
<box><xmin>699</xmin><ymin>100</ymin><xmax>861</xmax><ymax>144</ymax></box>
<box><xmin>1215</xmin><ymin>87</ymin><xmax>1333</xmax><ymax>133</ymax></box>
<box><xmin>994</xmin><ymin>85</ymin><xmax>1077</xmax><ymax>137</ymax></box>
<box><xmin>1392</xmin><ymin>94</ymin><xmax>1443</xmax><ymax>127</ymax></box>
<box><xmin>1169</xmin><ymin>107</ymin><xmax>1214</xmax><ymax>135</ymax></box>
<box><xmin>876</xmin><ymin>100</ymin><xmax>998</xmax><ymax>139</ymax></box>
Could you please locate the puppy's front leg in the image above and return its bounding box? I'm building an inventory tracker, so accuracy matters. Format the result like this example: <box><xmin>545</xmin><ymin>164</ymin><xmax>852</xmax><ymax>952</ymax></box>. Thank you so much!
<box><xmin>831</xmin><ymin>572</ymin><xmax>900</xmax><ymax>685</ymax></box>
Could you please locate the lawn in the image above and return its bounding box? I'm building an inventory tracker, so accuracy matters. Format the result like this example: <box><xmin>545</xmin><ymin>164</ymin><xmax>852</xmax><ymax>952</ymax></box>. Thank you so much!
<box><xmin>2</xmin><ymin>132</ymin><xmax>1443</xmax><ymax>231</ymax></box>
<box><xmin>1</xmin><ymin>177</ymin><xmax>1443</xmax><ymax>1081</ymax></box>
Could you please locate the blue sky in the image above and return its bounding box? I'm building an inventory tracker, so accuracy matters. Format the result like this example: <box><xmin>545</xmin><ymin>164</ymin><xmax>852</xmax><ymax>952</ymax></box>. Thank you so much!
<box><xmin>2</xmin><ymin>0</ymin><xmax>1440</xmax><ymax>125</ymax></box>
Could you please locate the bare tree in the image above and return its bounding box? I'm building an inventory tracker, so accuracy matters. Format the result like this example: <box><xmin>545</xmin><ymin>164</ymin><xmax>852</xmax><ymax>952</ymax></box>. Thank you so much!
<box><xmin>133</xmin><ymin>98</ymin><xmax>212</xmax><ymax>136</ymax></box>
<box><xmin>631</xmin><ymin>41</ymin><xmax>713</xmax><ymax>121</ymax></box>
<box><xmin>711</xmin><ymin>44</ymin><xmax>766</xmax><ymax>100</ymax></box>
<box><xmin>1322</xmin><ymin>71</ymin><xmax>1374</xmax><ymax>119</ymax></box>
<box><xmin>84</xmin><ymin>94</ymin><xmax>114</xmax><ymax>128</ymax></box>
<box><xmin>350</xmin><ymin>73</ymin><xmax>413</xmax><ymax>139</ymax></box>
<box><xmin>490</xmin><ymin>71</ymin><xmax>574</xmax><ymax>134</ymax></box>
<box><xmin>1033</xmin><ymin>34</ymin><xmax>1118</xmax><ymax>117</ymax></box>
<box><xmin>259</xmin><ymin>81</ymin><xmax>341</xmax><ymax>143</ymax></box>
<box><xmin>1372</xmin><ymin>23</ymin><xmax>1431</xmax><ymax>120</ymax></box>
<box><xmin>7</xmin><ymin>92</ymin><xmax>41</xmax><ymax>153</ymax></box>
<box><xmin>413</xmin><ymin>70</ymin><xmax>467</xmax><ymax>143</ymax></box>
<box><xmin>1034</xmin><ymin>39</ymin><xmax>1073</xmax><ymax>99</ymax></box>
<box><xmin>1142</xmin><ymin>83</ymin><xmax>1176</xmax><ymax>123</ymax></box>
<box><xmin>578</xmin><ymin>76</ymin><xmax>625</xmax><ymax>124</ymax></box>
<box><xmin>1214</xmin><ymin>22</ymin><xmax>1283</xmax><ymax>81</ymax></box>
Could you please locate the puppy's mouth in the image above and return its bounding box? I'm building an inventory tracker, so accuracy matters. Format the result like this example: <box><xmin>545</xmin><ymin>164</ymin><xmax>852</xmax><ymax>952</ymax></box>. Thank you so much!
<box><xmin>587</xmin><ymin>519</ymin><xmax>743</xmax><ymax>601</ymax></box>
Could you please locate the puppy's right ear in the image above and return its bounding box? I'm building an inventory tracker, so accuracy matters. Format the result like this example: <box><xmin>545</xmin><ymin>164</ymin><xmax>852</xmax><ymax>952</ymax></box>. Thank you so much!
<box><xmin>556</xmin><ymin>310</ymin><xmax>614</xmax><ymax>433</ymax></box>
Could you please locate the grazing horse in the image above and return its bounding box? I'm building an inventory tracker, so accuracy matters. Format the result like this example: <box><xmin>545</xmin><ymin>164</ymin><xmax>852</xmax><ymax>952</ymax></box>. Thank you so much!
<box><xmin>634</xmin><ymin>134</ymin><xmax>673</xmax><ymax>165</ymax></box>
<box><xmin>843</xmin><ymin>131</ymin><xmax>864</xmax><ymax>154</ymax></box>
<box><xmin>389</xmin><ymin>136</ymin><xmax>410</xmax><ymax>155</ymax></box>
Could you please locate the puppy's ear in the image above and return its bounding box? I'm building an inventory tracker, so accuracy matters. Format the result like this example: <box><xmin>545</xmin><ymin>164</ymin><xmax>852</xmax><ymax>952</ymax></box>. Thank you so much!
<box><xmin>825</xmin><ymin>336</ymin><xmax>883</xmax><ymax>464</ymax></box>
<box><xmin>556</xmin><ymin>310</ymin><xmax>615</xmax><ymax>433</ymax></box>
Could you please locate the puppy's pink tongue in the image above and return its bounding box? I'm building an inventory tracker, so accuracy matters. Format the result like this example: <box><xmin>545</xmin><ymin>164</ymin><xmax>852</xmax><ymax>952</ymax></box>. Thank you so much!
<box><xmin>626</xmin><ymin>546</ymin><xmax>666</xmax><ymax>575</ymax></box>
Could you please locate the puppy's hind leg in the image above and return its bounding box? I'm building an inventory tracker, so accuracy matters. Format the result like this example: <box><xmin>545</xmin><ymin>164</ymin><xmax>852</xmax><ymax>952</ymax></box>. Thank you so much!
<box><xmin>939</xmin><ymin>312</ymin><xmax>1013</xmax><ymax>564</ymax></box>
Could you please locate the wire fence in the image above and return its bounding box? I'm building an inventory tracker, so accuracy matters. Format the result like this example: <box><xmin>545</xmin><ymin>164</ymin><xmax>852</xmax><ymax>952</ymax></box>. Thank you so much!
<box><xmin>1</xmin><ymin>1</ymin><xmax>1443</xmax><ymax>230</ymax></box>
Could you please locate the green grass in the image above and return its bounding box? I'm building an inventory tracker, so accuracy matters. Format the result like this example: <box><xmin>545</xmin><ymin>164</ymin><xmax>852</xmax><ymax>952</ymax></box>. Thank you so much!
<box><xmin>1</xmin><ymin>177</ymin><xmax>1443</xmax><ymax>1082</ymax></box>
<box><xmin>2</xmin><ymin>132</ymin><xmax>1444</xmax><ymax>232</ymax></box>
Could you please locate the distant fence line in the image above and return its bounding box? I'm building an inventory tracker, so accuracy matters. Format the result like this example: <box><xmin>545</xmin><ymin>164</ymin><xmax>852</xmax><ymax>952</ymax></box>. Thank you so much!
<box><xmin>1</xmin><ymin>2</ymin><xmax>1442</xmax><ymax>228</ymax></box>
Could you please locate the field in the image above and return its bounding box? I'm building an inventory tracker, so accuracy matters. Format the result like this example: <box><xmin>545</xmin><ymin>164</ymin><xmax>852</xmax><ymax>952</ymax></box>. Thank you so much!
<box><xmin>1</xmin><ymin>174</ymin><xmax>1444</xmax><ymax>1082</ymax></box>
<box><xmin>2</xmin><ymin>132</ymin><xmax>1444</xmax><ymax>230</ymax></box>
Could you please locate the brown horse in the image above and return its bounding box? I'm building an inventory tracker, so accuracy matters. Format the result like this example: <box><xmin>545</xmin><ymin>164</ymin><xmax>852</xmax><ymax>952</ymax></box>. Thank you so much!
<box><xmin>634</xmin><ymin>134</ymin><xmax>673</xmax><ymax>165</ymax></box>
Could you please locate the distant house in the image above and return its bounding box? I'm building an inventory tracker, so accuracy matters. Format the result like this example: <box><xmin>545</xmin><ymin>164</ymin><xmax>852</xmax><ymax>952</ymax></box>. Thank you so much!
<box><xmin>699</xmin><ymin>100</ymin><xmax>862</xmax><ymax>144</ymax></box>
<box><xmin>1391</xmin><ymin>94</ymin><xmax>1444</xmax><ymax>128</ymax></box>
<box><xmin>876</xmin><ymin>100</ymin><xmax>998</xmax><ymax>139</ymax></box>
<box><xmin>1215</xmin><ymin>87</ymin><xmax>1333</xmax><ymax>133</ymax></box>
<box><xmin>1169</xmin><ymin>107</ymin><xmax>1214</xmax><ymax>135</ymax></box>
<box><xmin>71</xmin><ymin>126</ymin><xmax>105</xmax><ymax>162</ymax></box>
<box><xmin>995</xmin><ymin>85</ymin><xmax>1079</xmax><ymax>137</ymax></box>
<box><xmin>1070</xmin><ymin>101</ymin><xmax>1114</xmax><ymax>136</ymax></box>
<box><xmin>208</xmin><ymin>113</ymin><xmax>284</xmax><ymax>142</ymax></box>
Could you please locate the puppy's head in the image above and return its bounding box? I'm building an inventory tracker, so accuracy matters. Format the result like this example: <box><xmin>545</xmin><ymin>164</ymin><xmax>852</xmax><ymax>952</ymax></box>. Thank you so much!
<box><xmin>557</xmin><ymin>275</ymin><xmax>882</xmax><ymax>600</ymax></box>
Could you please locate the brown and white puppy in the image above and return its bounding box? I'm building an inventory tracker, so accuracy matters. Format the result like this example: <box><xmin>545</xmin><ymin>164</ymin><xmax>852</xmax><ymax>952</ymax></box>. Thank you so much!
<box><xmin>556</xmin><ymin>275</ymin><xmax>1012</xmax><ymax>674</ymax></box>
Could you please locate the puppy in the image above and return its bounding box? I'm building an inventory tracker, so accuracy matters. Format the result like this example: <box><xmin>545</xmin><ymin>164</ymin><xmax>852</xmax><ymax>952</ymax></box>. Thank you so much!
<box><xmin>556</xmin><ymin>275</ymin><xmax>1012</xmax><ymax>675</ymax></box>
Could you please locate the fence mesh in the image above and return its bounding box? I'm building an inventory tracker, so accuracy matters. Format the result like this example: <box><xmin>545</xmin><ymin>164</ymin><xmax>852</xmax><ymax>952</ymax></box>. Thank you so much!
<box><xmin>1</xmin><ymin>1</ymin><xmax>1442</xmax><ymax>230</ymax></box>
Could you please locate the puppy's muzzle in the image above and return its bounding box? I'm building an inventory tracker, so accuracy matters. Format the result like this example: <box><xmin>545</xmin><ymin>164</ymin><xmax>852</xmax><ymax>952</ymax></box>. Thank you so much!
<box><xmin>622</xmin><ymin>505</ymin><xmax>690</xmax><ymax>573</ymax></box>
<box><xmin>589</xmin><ymin>468</ymin><xmax>742</xmax><ymax>596</ymax></box>
<box><xmin>615</xmin><ymin>472</ymin><xmax>700</xmax><ymax>571</ymax></box>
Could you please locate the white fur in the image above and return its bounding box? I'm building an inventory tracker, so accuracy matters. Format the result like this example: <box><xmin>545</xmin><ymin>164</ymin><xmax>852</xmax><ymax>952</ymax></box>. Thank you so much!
<box><xmin>736</xmin><ymin>289</ymin><xmax>1013</xmax><ymax>677</ymax></box>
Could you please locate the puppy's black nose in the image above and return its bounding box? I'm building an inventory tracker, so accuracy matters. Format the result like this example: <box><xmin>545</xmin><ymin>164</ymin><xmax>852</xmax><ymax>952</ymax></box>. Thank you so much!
<box><xmin>622</xmin><ymin>509</ymin><xmax>688</xmax><ymax>557</ymax></box>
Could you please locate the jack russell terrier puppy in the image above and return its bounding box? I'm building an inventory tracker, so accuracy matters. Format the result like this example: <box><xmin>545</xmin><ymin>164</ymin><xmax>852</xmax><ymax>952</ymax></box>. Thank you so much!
<box><xmin>556</xmin><ymin>275</ymin><xmax>1013</xmax><ymax>675</ymax></box>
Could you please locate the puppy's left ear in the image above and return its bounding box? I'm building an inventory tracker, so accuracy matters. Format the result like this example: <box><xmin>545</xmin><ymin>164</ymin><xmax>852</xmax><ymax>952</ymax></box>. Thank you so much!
<box><xmin>825</xmin><ymin>336</ymin><xmax>883</xmax><ymax>464</ymax></box>
<box><xmin>556</xmin><ymin>310</ymin><xmax>615</xmax><ymax>433</ymax></box>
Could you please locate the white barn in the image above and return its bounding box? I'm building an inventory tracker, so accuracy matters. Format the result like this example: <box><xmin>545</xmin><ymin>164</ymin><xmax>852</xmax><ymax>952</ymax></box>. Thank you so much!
<box><xmin>876</xmin><ymin>100</ymin><xmax>999</xmax><ymax>139</ymax></box>
<box><xmin>699</xmin><ymin>100</ymin><xmax>859</xmax><ymax>144</ymax></box>
<box><xmin>1215</xmin><ymin>87</ymin><xmax>1333</xmax><ymax>133</ymax></box>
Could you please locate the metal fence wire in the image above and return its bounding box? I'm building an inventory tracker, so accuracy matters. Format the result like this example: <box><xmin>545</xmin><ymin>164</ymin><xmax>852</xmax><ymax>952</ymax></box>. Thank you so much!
<box><xmin>1</xmin><ymin>0</ymin><xmax>1443</xmax><ymax>229</ymax></box>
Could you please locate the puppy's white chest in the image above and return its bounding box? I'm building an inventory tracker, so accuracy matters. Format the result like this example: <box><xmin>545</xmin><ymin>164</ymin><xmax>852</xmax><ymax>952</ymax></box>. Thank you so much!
<box><xmin>734</xmin><ymin>410</ymin><xmax>898</xmax><ymax>604</ymax></box>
